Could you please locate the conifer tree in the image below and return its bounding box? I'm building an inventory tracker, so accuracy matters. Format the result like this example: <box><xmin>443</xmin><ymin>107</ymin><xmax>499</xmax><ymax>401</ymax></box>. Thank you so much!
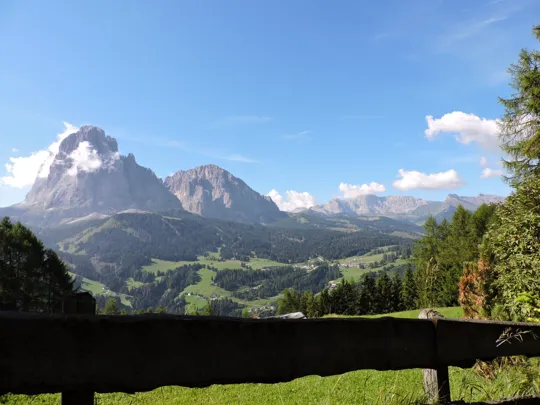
<box><xmin>498</xmin><ymin>25</ymin><xmax>540</xmax><ymax>184</ymax></box>
<box><xmin>376</xmin><ymin>272</ymin><xmax>393</xmax><ymax>314</ymax></box>
<box><xmin>390</xmin><ymin>271</ymin><xmax>403</xmax><ymax>312</ymax></box>
<box><xmin>358</xmin><ymin>273</ymin><xmax>377</xmax><ymax>315</ymax></box>
<box><xmin>0</xmin><ymin>217</ymin><xmax>74</xmax><ymax>312</ymax></box>
<box><xmin>401</xmin><ymin>264</ymin><xmax>418</xmax><ymax>310</ymax></box>
<box><xmin>104</xmin><ymin>298</ymin><xmax>119</xmax><ymax>315</ymax></box>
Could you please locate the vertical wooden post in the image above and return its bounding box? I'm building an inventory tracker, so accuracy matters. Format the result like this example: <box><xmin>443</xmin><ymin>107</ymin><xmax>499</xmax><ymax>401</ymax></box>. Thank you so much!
<box><xmin>419</xmin><ymin>309</ymin><xmax>451</xmax><ymax>403</ymax></box>
<box><xmin>62</xmin><ymin>292</ymin><xmax>96</xmax><ymax>405</ymax></box>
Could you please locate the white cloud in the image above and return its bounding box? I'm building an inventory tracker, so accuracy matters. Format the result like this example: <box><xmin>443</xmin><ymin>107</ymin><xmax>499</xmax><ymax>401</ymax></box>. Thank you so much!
<box><xmin>481</xmin><ymin>167</ymin><xmax>504</xmax><ymax>179</ymax></box>
<box><xmin>11</xmin><ymin>148</ymin><xmax>19</xmax><ymax>153</ymax></box>
<box><xmin>267</xmin><ymin>189</ymin><xmax>317</xmax><ymax>212</ymax></box>
<box><xmin>425</xmin><ymin>111</ymin><xmax>499</xmax><ymax>151</ymax></box>
<box><xmin>480</xmin><ymin>156</ymin><xmax>488</xmax><ymax>167</ymax></box>
<box><xmin>392</xmin><ymin>169</ymin><xmax>464</xmax><ymax>191</ymax></box>
<box><xmin>447</xmin><ymin>17</ymin><xmax>507</xmax><ymax>43</ymax></box>
<box><xmin>66</xmin><ymin>141</ymin><xmax>103</xmax><ymax>176</ymax></box>
<box><xmin>1</xmin><ymin>122</ymin><xmax>78</xmax><ymax>188</ymax></box>
<box><xmin>283</xmin><ymin>130</ymin><xmax>311</xmax><ymax>141</ymax></box>
<box><xmin>338</xmin><ymin>182</ymin><xmax>386</xmax><ymax>198</ymax></box>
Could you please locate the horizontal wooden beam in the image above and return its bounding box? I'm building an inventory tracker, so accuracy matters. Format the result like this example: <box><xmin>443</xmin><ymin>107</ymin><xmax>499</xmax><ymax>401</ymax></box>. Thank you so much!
<box><xmin>4</xmin><ymin>313</ymin><xmax>540</xmax><ymax>396</ymax></box>
<box><xmin>0</xmin><ymin>312</ymin><xmax>436</xmax><ymax>394</ymax></box>
<box><xmin>436</xmin><ymin>319</ymin><xmax>540</xmax><ymax>368</ymax></box>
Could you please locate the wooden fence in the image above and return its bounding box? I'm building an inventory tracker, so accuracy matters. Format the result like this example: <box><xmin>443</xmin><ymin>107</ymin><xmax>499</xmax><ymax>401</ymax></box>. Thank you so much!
<box><xmin>2</xmin><ymin>295</ymin><xmax>540</xmax><ymax>404</ymax></box>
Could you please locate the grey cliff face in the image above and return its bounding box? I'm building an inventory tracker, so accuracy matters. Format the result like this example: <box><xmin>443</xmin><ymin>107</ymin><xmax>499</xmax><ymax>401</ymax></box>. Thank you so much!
<box><xmin>313</xmin><ymin>195</ymin><xmax>431</xmax><ymax>216</ymax></box>
<box><xmin>21</xmin><ymin>126</ymin><xmax>182</xmax><ymax>220</ymax></box>
<box><xmin>165</xmin><ymin>164</ymin><xmax>283</xmax><ymax>223</ymax></box>
<box><xmin>306</xmin><ymin>193</ymin><xmax>505</xmax><ymax>221</ymax></box>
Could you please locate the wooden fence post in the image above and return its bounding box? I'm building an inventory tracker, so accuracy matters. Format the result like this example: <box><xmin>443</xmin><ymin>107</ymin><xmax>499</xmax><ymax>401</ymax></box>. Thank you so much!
<box><xmin>62</xmin><ymin>292</ymin><xmax>96</xmax><ymax>405</ymax></box>
<box><xmin>419</xmin><ymin>309</ymin><xmax>451</xmax><ymax>404</ymax></box>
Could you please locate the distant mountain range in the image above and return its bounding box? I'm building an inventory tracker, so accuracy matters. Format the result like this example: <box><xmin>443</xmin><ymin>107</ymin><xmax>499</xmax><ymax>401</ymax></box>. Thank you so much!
<box><xmin>305</xmin><ymin>194</ymin><xmax>504</xmax><ymax>224</ymax></box>
<box><xmin>1</xmin><ymin>125</ymin><xmax>504</xmax><ymax>227</ymax></box>
<box><xmin>2</xmin><ymin>126</ymin><xmax>282</xmax><ymax>226</ymax></box>
<box><xmin>0</xmin><ymin>125</ymin><xmax>507</xmax><ymax>313</ymax></box>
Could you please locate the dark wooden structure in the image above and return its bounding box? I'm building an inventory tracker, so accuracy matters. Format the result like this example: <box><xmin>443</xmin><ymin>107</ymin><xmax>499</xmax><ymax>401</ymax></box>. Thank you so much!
<box><xmin>2</xmin><ymin>309</ymin><xmax>540</xmax><ymax>404</ymax></box>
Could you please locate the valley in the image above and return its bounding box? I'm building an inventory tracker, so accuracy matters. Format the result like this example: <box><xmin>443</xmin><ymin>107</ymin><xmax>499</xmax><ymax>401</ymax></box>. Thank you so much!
<box><xmin>0</xmin><ymin>126</ymin><xmax>502</xmax><ymax>316</ymax></box>
<box><xmin>71</xmin><ymin>243</ymin><xmax>410</xmax><ymax>314</ymax></box>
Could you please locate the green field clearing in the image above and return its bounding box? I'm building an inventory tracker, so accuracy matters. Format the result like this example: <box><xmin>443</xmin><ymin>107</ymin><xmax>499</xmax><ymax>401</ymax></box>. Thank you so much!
<box><xmin>184</xmin><ymin>294</ymin><xmax>209</xmax><ymax>309</ymax></box>
<box><xmin>181</xmin><ymin>266</ymin><xmax>278</xmax><ymax>310</ymax></box>
<box><xmin>183</xmin><ymin>267</ymin><xmax>232</xmax><ymax>298</ymax></box>
<box><xmin>340</xmin><ymin>258</ymin><xmax>407</xmax><ymax>281</ymax></box>
<box><xmin>75</xmin><ymin>274</ymin><xmax>132</xmax><ymax>307</ymax></box>
<box><xmin>337</xmin><ymin>246</ymin><xmax>397</xmax><ymax>265</ymax></box>
<box><xmin>126</xmin><ymin>278</ymin><xmax>144</xmax><ymax>290</ymax></box>
<box><xmin>326</xmin><ymin>306</ymin><xmax>463</xmax><ymax>319</ymax></box>
<box><xmin>390</xmin><ymin>231</ymin><xmax>419</xmax><ymax>239</ymax></box>
<box><xmin>5</xmin><ymin>363</ymin><xmax>536</xmax><ymax>404</ymax></box>
<box><xmin>142</xmin><ymin>256</ymin><xmax>286</xmax><ymax>274</ymax></box>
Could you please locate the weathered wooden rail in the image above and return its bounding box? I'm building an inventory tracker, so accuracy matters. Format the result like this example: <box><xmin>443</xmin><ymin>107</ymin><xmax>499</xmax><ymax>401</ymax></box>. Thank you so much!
<box><xmin>2</xmin><ymin>302</ymin><xmax>540</xmax><ymax>404</ymax></box>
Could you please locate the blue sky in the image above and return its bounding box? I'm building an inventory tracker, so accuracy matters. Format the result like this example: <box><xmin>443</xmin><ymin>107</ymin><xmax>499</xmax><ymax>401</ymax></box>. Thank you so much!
<box><xmin>1</xmin><ymin>0</ymin><xmax>538</xmax><ymax>210</ymax></box>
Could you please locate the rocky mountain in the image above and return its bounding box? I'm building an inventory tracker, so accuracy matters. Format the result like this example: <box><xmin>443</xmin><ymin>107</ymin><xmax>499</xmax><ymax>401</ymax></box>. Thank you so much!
<box><xmin>310</xmin><ymin>195</ymin><xmax>433</xmax><ymax>216</ymax></box>
<box><xmin>9</xmin><ymin>126</ymin><xmax>182</xmax><ymax>225</ymax></box>
<box><xmin>0</xmin><ymin>124</ymin><xmax>506</xmax><ymax>229</ymax></box>
<box><xmin>165</xmin><ymin>164</ymin><xmax>284</xmax><ymax>223</ymax></box>
<box><xmin>305</xmin><ymin>193</ymin><xmax>504</xmax><ymax>223</ymax></box>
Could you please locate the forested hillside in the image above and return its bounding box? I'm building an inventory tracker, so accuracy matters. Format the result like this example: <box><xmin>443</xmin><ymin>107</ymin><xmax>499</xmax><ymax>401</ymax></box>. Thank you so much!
<box><xmin>25</xmin><ymin>209</ymin><xmax>414</xmax><ymax>313</ymax></box>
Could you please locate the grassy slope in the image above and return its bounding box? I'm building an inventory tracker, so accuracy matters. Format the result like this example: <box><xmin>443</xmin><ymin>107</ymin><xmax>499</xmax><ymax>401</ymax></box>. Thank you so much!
<box><xmin>340</xmin><ymin>259</ymin><xmax>407</xmax><ymax>281</ymax></box>
<box><xmin>75</xmin><ymin>274</ymin><xmax>132</xmax><ymax>307</ymax></box>
<box><xmin>182</xmin><ymin>266</ymin><xmax>279</xmax><ymax>310</ymax></box>
<box><xmin>142</xmin><ymin>255</ymin><xmax>285</xmax><ymax>274</ymax></box>
<box><xmin>141</xmin><ymin>248</ymin><xmax>406</xmax><ymax>309</ymax></box>
<box><xmin>126</xmin><ymin>278</ymin><xmax>144</xmax><ymax>290</ymax></box>
<box><xmin>337</xmin><ymin>246</ymin><xmax>396</xmax><ymax>264</ymax></box>
<box><xmin>5</xmin><ymin>363</ymin><xmax>537</xmax><ymax>404</ymax></box>
<box><xmin>325</xmin><ymin>307</ymin><xmax>463</xmax><ymax>319</ymax></box>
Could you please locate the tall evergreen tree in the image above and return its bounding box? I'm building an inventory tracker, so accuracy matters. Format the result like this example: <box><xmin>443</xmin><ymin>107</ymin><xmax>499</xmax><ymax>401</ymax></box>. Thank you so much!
<box><xmin>358</xmin><ymin>273</ymin><xmax>377</xmax><ymax>315</ymax></box>
<box><xmin>104</xmin><ymin>298</ymin><xmax>119</xmax><ymax>315</ymax></box>
<box><xmin>390</xmin><ymin>271</ymin><xmax>403</xmax><ymax>312</ymax></box>
<box><xmin>329</xmin><ymin>279</ymin><xmax>359</xmax><ymax>315</ymax></box>
<box><xmin>438</xmin><ymin>205</ymin><xmax>476</xmax><ymax>306</ymax></box>
<box><xmin>498</xmin><ymin>25</ymin><xmax>540</xmax><ymax>184</ymax></box>
<box><xmin>0</xmin><ymin>217</ymin><xmax>74</xmax><ymax>312</ymax></box>
<box><xmin>401</xmin><ymin>264</ymin><xmax>418</xmax><ymax>310</ymax></box>
<box><xmin>318</xmin><ymin>288</ymin><xmax>332</xmax><ymax>315</ymax></box>
<box><xmin>469</xmin><ymin>204</ymin><xmax>497</xmax><ymax>241</ymax></box>
<box><xmin>375</xmin><ymin>272</ymin><xmax>393</xmax><ymax>314</ymax></box>
<box><xmin>484</xmin><ymin>176</ymin><xmax>540</xmax><ymax>321</ymax></box>
<box><xmin>416</xmin><ymin>257</ymin><xmax>444</xmax><ymax>308</ymax></box>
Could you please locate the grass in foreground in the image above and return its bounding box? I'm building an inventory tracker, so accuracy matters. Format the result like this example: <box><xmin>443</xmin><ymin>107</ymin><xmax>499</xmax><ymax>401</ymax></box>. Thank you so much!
<box><xmin>4</xmin><ymin>362</ymin><xmax>540</xmax><ymax>405</ymax></box>
<box><xmin>325</xmin><ymin>307</ymin><xmax>463</xmax><ymax>319</ymax></box>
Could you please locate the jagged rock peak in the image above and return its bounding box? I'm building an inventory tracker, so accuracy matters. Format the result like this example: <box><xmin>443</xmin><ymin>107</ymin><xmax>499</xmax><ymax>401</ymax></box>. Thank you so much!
<box><xmin>20</xmin><ymin>125</ymin><xmax>182</xmax><ymax>220</ymax></box>
<box><xmin>165</xmin><ymin>164</ymin><xmax>284</xmax><ymax>223</ymax></box>
<box><xmin>58</xmin><ymin>125</ymin><xmax>118</xmax><ymax>156</ymax></box>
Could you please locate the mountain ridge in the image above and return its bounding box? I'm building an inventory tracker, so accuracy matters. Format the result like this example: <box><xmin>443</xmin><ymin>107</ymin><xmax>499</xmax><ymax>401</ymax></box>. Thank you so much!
<box><xmin>304</xmin><ymin>193</ymin><xmax>504</xmax><ymax>223</ymax></box>
<box><xmin>12</xmin><ymin>126</ymin><xmax>181</xmax><ymax>225</ymax></box>
<box><xmin>0</xmin><ymin>125</ymin><xmax>505</xmax><ymax>227</ymax></box>
<box><xmin>165</xmin><ymin>164</ymin><xmax>284</xmax><ymax>224</ymax></box>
